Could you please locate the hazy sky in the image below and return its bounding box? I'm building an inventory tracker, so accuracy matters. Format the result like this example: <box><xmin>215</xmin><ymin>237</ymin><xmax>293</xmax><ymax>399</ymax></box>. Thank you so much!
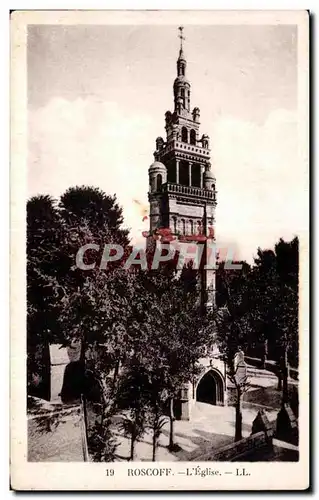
<box><xmin>28</xmin><ymin>23</ymin><xmax>303</xmax><ymax>262</ymax></box>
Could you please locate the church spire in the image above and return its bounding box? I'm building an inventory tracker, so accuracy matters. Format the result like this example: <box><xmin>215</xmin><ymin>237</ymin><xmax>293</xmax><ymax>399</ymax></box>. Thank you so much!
<box><xmin>178</xmin><ymin>26</ymin><xmax>186</xmax><ymax>60</ymax></box>
<box><xmin>174</xmin><ymin>26</ymin><xmax>190</xmax><ymax>113</ymax></box>
<box><xmin>177</xmin><ymin>26</ymin><xmax>187</xmax><ymax>76</ymax></box>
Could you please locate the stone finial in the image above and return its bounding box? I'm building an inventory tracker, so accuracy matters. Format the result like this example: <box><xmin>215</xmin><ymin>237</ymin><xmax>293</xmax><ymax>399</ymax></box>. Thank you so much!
<box><xmin>202</xmin><ymin>134</ymin><xmax>210</xmax><ymax>149</ymax></box>
<box><xmin>192</xmin><ymin>107</ymin><xmax>200</xmax><ymax>123</ymax></box>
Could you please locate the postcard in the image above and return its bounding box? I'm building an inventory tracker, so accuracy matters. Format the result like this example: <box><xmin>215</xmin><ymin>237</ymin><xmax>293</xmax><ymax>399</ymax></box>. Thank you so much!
<box><xmin>10</xmin><ymin>9</ymin><xmax>309</xmax><ymax>491</ymax></box>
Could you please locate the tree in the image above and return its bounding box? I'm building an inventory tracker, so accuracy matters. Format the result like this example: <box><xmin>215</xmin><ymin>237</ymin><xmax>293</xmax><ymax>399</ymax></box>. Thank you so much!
<box><xmin>251</xmin><ymin>238</ymin><xmax>299</xmax><ymax>402</ymax></box>
<box><xmin>116</xmin><ymin>354</ymin><xmax>169</xmax><ymax>462</ymax></box>
<box><xmin>116</xmin><ymin>362</ymin><xmax>150</xmax><ymax>461</ymax></box>
<box><xmin>88</xmin><ymin>411</ymin><xmax>118</xmax><ymax>462</ymax></box>
<box><xmin>274</xmin><ymin>237</ymin><xmax>299</xmax><ymax>372</ymax></box>
<box><xmin>56</xmin><ymin>189</ymin><xmax>133</xmax><ymax>459</ymax></box>
<box><xmin>53</xmin><ymin>186</ymin><xmax>131</xmax><ymax>361</ymax></box>
<box><xmin>215</xmin><ymin>263</ymin><xmax>252</xmax><ymax>441</ymax></box>
<box><xmin>122</xmin><ymin>267</ymin><xmax>175</xmax><ymax>457</ymax></box>
<box><xmin>215</xmin><ymin>260</ymin><xmax>251</xmax><ymax>309</ymax></box>
<box><xmin>149</xmin><ymin>414</ymin><xmax>168</xmax><ymax>462</ymax></box>
<box><xmin>59</xmin><ymin>186</ymin><xmax>129</xmax><ymax>248</ymax></box>
<box><xmin>27</xmin><ymin>195</ymin><xmax>64</xmax><ymax>397</ymax></box>
<box><xmin>249</xmin><ymin>250</ymin><xmax>280</xmax><ymax>368</ymax></box>
<box><xmin>27</xmin><ymin>186</ymin><xmax>132</xmax><ymax>461</ymax></box>
<box><xmin>117</xmin><ymin>413</ymin><xmax>144</xmax><ymax>462</ymax></box>
<box><xmin>125</xmin><ymin>260</ymin><xmax>213</xmax><ymax>452</ymax></box>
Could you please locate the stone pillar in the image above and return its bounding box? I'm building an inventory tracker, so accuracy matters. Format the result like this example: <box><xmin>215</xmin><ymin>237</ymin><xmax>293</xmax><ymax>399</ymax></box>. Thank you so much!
<box><xmin>176</xmin><ymin>159</ymin><xmax>180</xmax><ymax>184</ymax></box>
<box><xmin>189</xmin><ymin>162</ymin><xmax>192</xmax><ymax>187</ymax></box>
<box><xmin>180</xmin><ymin>385</ymin><xmax>190</xmax><ymax>421</ymax></box>
<box><xmin>49</xmin><ymin>340</ymin><xmax>82</xmax><ymax>404</ymax></box>
<box><xmin>49</xmin><ymin>345</ymin><xmax>70</xmax><ymax>403</ymax></box>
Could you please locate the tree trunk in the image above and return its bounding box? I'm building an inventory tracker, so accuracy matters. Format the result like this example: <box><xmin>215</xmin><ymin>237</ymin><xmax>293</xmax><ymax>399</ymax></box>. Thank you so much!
<box><xmin>192</xmin><ymin>359</ymin><xmax>196</xmax><ymax>399</ymax></box>
<box><xmin>235</xmin><ymin>385</ymin><xmax>242</xmax><ymax>442</ymax></box>
<box><xmin>152</xmin><ymin>427</ymin><xmax>157</xmax><ymax>462</ymax></box>
<box><xmin>100</xmin><ymin>404</ymin><xmax>105</xmax><ymax>427</ymax></box>
<box><xmin>261</xmin><ymin>354</ymin><xmax>266</xmax><ymax>370</ymax></box>
<box><xmin>130</xmin><ymin>433</ymin><xmax>136</xmax><ymax>462</ymax></box>
<box><xmin>112</xmin><ymin>359</ymin><xmax>120</xmax><ymax>393</ymax></box>
<box><xmin>152</xmin><ymin>409</ymin><xmax>160</xmax><ymax>462</ymax></box>
<box><xmin>261</xmin><ymin>339</ymin><xmax>268</xmax><ymax>369</ymax></box>
<box><xmin>277</xmin><ymin>372</ymin><xmax>282</xmax><ymax>391</ymax></box>
<box><xmin>169</xmin><ymin>397</ymin><xmax>175</xmax><ymax>449</ymax></box>
<box><xmin>282</xmin><ymin>347</ymin><xmax>289</xmax><ymax>404</ymax></box>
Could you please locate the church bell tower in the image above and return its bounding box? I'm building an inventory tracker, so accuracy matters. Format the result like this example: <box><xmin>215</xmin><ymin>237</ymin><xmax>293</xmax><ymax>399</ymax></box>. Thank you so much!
<box><xmin>148</xmin><ymin>27</ymin><xmax>217</xmax><ymax>307</ymax></box>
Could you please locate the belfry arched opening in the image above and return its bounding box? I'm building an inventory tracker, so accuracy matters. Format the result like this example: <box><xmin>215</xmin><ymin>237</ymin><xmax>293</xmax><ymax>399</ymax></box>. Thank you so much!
<box><xmin>196</xmin><ymin>369</ymin><xmax>225</xmax><ymax>406</ymax></box>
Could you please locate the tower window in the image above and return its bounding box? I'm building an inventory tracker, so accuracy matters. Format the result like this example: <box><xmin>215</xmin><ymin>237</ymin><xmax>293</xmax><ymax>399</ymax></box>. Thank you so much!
<box><xmin>156</xmin><ymin>174</ymin><xmax>162</xmax><ymax>191</ymax></box>
<box><xmin>179</xmin><ymin>160</ymin><xmax>189</xmax><ymax>186</ymax></box>
<box><xmin>181</xmin><ymin>127</ymin><xmax>188</xmax><ymax>143</ymax></box>
<box><xmin>167</xmin><ymin>159</ymin><xmax>176</xmax><ymax>183</ymax></box>
<box><xmin>173</xmin><ymin>217</ymin><xmax>177</xmax><ymax>234</ymax></box>
<box><xmin>181</xmin><ymin>88</ymin><xmax>185</xmax><ymax>98</ymax></box>
<box><xmin>191</xmin><ymin>163</ymin><xmax>201</xmax><ymax>188</ymax></box>
<box><xmin>190</xmin><ymin>129</ymin><xmax>196</xmax><ymax>145</ymax></box>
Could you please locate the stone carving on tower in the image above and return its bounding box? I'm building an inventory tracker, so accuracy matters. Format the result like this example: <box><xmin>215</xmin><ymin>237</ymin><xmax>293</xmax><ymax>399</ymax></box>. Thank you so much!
<box><xmin>147</xmin><ymin>26</ymin><xmax>217</xmax><ymax>308</ymax></box>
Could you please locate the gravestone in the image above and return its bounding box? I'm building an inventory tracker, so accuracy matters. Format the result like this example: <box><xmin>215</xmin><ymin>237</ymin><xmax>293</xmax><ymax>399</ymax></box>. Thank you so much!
<box><xmin>49</xmin><ymin>340</ymin><xmax>83</xmax><ymax>404</ymax></box>
<box><xmin>235</xmin><ymin>361</ymin><xmax>247</xmax><ymax>386</ymax></box>
<box><xmin>252</xmin><ymin>409</ymin><xmax>274</xmax><ymax>443</ymax></box>
<box><xmin>234</xmin><ymin>349</ymin><xmax>245</xmax><ymax>369</ymax></box>
<box><xmin>276</xmin><ymin>403</ymin><xmax>298</xmax><ymax>445</ymax></box>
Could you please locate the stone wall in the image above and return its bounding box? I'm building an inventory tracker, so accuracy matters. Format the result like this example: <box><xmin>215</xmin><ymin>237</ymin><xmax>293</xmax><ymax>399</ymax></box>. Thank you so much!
<box><xmin>193</xmin><ymin>431</ymin><xmax>271</xmax><ymax>462</ymax></box>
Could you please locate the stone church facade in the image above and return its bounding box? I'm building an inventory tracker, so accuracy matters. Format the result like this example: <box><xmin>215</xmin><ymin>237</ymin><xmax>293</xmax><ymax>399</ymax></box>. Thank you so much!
<box><xmin>147</xmin><ymin>29</ymin><xmax>227</xmax><ymax>418</ymax></box>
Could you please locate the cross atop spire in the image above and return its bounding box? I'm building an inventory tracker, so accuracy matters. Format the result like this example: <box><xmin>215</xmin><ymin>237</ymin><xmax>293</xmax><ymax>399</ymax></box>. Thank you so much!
<box><xmin>178</xmin><ymin>26</ymin><xmax>185</xmax><ymax>50</ymax></box>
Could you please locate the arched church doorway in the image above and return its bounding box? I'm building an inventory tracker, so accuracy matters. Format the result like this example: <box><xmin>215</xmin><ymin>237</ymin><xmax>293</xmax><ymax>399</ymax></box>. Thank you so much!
<box><xmin>196</xmin><ymin>369</ymin><xmax>224</xmax><ymax>406</ymax></box>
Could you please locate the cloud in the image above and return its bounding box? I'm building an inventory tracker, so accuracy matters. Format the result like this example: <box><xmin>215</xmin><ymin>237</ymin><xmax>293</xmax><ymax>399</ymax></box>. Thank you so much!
<box><xmin>212</xmin><ymin>108</ymin><xmax>305</xmax><ymax>260</ymax></box>
<box><xmin>29</xmin><ymin>98</ymin><xmax>304</xmax><ymax>262</ymax></box>
<box><xmin>29</xmin><ymin>97</ymin><xmax>155</xmax><ymax>243</ymax></box>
